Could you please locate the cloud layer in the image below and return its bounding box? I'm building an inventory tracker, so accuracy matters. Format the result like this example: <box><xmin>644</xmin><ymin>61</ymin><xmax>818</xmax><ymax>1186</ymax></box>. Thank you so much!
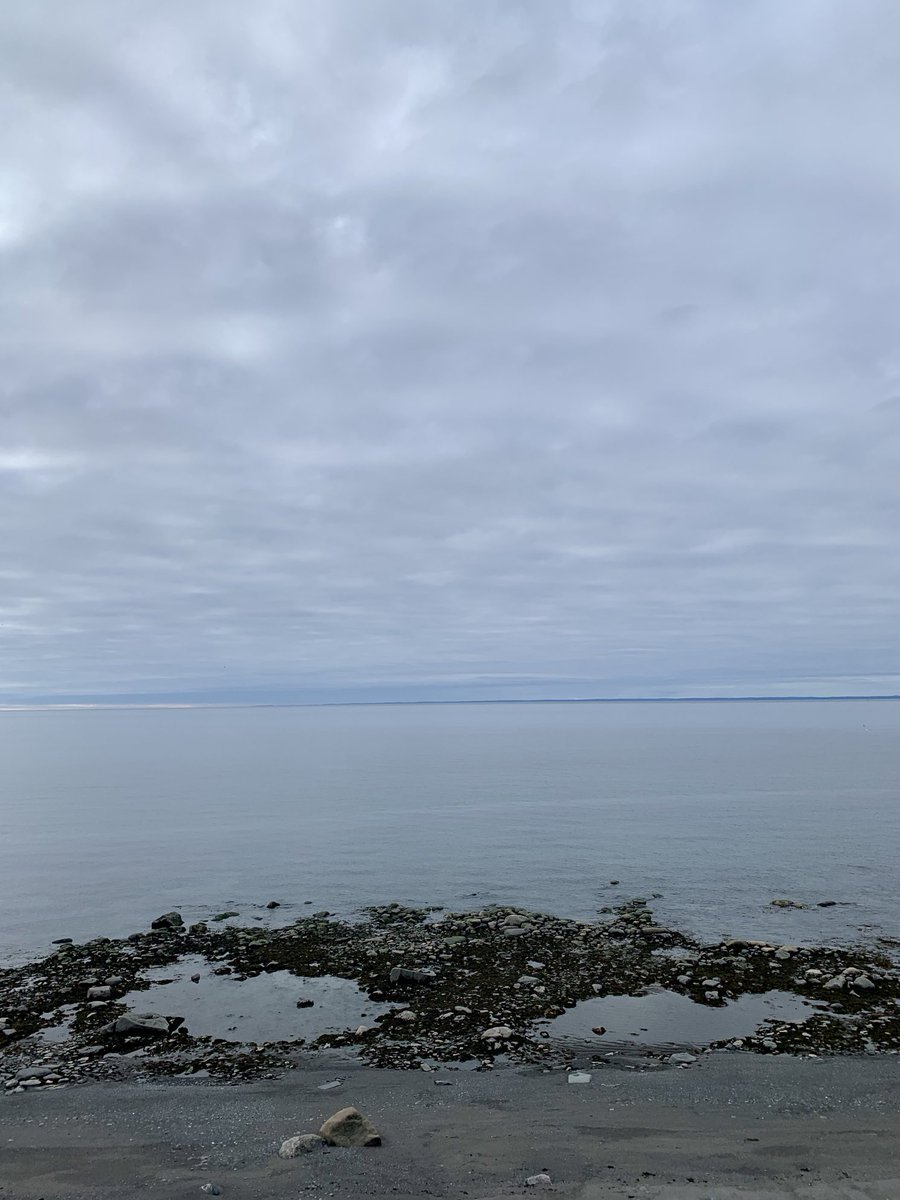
<box><xmin>1</xmin><ymin>1</ymin><xmax>899</xmax><ymax>702</ymax></box>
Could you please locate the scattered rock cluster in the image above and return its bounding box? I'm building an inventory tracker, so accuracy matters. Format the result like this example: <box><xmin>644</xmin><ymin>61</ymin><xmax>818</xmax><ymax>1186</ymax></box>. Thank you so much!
<box><xmin>2</xmin><ymin>899</ymin><xmax>899</xmax><ymax>1089</ymax></box>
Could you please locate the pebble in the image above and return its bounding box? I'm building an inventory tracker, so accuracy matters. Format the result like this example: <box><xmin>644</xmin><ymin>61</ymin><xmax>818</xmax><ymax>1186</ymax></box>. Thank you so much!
<box><xmin>567</xmin><ymin>1071</ymin><xmax>591</xmax><ymax>1084</ymax></box>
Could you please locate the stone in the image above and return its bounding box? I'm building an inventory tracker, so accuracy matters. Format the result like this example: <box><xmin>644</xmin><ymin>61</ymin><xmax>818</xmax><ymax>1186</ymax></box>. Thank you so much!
<box><xmin>279</xmin><ymin>1133</ymin><xmax>326</xmax><ymax>1157</ymax></box>
<box><xmin>200</xmin><ymin>1185</ymin><xmax>222</xmax><ymax>1195</ymax></box>
<box><xmin>526</xmin><ymin>1173</ymin><xmax>553</xmax><ymax>1187</ymax></box>
<box><xmin>567</xmin><ymin>1071</ymin><xmax>591</xmax><ymax>1084</ymax></box>
<box><xmin>823</xmin><ymin>975</ymin><xmax>845</xmax><ymax>990</ymax></box>
<box><xmin>704</xmin><ymin>990</ymin><xmax>720</xmax><ymax>1002</ymax></box>
<box><xmin>503</xmin><ymin>927</ymin><xmax>528</xmax><ymax>938</ymax></box>
<box><xmin>86</xmin><ymin>986</ymin><xmax>112</xmax><ymax>1001</ymax></box>
<box><xmin>774</xmin><ymin>949</ymin><xmax>791</xmax><ymax>961</ymax></box>
<box><xmin>151</xmin><ymin>911</ymin><xmax>184</xmax><ymax>930</ymax></box>
<box><xmin>113</xmin><ymin>1012</ymin><xmax>170</xmax><ymax>1036</ymax></box>
<box><xmin>52</xmin><ymin>938</ymin><xmax>73</xmax><ymax>945</ymax></box>
<box><xmin>319</xmin><ymin>1106</ymin><xmax>381</xmax><ymax>1147</ymax></box>
<box><xmin>669</xmin><ymin>1052</ymin><xmax>697</xmax><ymax>1064</ymax></box>
<box><xmin>296</xmin><ymin>998</ymin><xmax>314</xmax><ymax>1008</ymax></box>
<box><xmin>502</xmin><ymin>913</ymin><xmax>526</xmax><ymax>927</ymax></box>
<box><xmin>191</xmin><ymin>974</ymin><xmax>201</xmax><ymax>984</ymax></box>
<box><xmin>389</xmin><ymin>967</ymin><xmax>435</xmax><ymax>986</ymax></box>
<box><xmin>853</xmin><ymin>975</ymin><xmax>875</xmax><ymax>990</ymax></box>
<box><xmin>396</xmin><ymin>1009</ymin><xmax>416</xmax><ymax>1022</ymax></box>
<box><xmin>817</xmin><ymin>900</ymin><xmax>837</xmax><ymax>907</ymax></box>
<box><xmin>482</xmin><ymin>1025</ymin><xmax>513</xmax><ymax>1040</ymax></box>
<box><xmin>212</xmin><ymin>911</ymin><xmax>239</xmax><ymax>921</ymax></box>
<box><xmin>265</xmin><ymin>900</ymin><xmax>281</xmax><ymax>909</ymax></box>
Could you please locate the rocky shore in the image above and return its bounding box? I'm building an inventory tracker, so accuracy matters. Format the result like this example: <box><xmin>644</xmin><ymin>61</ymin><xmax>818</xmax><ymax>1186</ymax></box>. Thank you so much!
<box><xmin>2</xmin><ymin>899</ymin><xmax>899</xmax><ymax>1093</ymax></box>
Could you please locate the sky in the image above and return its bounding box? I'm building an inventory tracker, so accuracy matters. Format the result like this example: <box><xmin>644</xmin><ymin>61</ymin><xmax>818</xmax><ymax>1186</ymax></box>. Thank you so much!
<box><xmin>1</xmin><ymin>1</ymin><xmax>899</xmax><ymax>706</ymax></box>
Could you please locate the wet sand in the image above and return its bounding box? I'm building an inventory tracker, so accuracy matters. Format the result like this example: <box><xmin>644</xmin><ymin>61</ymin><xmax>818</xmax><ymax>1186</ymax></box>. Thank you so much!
<box><xmin>2</xmin><ymin>1056</ymin><xmax>899</xmax><ymax>1199</ymax></box>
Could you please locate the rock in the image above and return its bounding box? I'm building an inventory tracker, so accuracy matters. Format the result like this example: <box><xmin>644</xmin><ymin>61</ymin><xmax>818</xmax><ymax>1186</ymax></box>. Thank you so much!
<box><xmin>265</xmin><ymin>900</ymin><xmax>281</xmax><ymax>909</ymax></box>
<box><xmin>86</xmin><ymin>986</ymin><xmax>112</xmax><ymax>1001</ymax></box>
<box><xmin>526</xmin><ymin>1173</ymin><xmax>553</xmax><ymax>1187</ymax></box>
<box><xmin>501</xmin><ymin>913</ymin><xmax>526</xmax><ymax>927</ymax></box>
<box><xmin>482</xmin><ymin>1025</ymin><xmax>513</xmax><ymax>1040</ymax></box>
<box><xmin>591</xmin><ymin>1026</ymin><xmax>606</xmax><ymax>1036</ymax></box>
<box><xmin>319</xmin><ymin>1106</ymin><xmax>381</xmax><ymax>1147</ymax></box>
<box><xmin>818</xmin><ymin>900</ymin><xmax>838</xmax><ymax>907</ymax></box>
<box><xmin>151</xmin><ymin>911</ymin><xmax>184</xmax><ymax>930</ymax></box>
<box><xmin>774</xmin><ymin>949</ymin><xmax>792</xmax><ymax>961</ymax></box>
<box><xmin>853</xmin><ymin>975</ymin><xmax>875</xmax><ymax>991</ymax></box>
<box><xmin>704</xmin><ymin>990</ymin><xmax>720</xmax><ymax>1002</ymax></box>
<box><xmin>317</xmin><ymin>1079</ymin><xmax>343</xmax><ymax>1090</ymax></box>
<box><xmin>200</xmin><ymin>1185</ymin><xmax>222</xmax><ymax>1195</ymax></box>
<box><xmin>396</xmin><ymin>1009</ymin><xmax>416</xmax><ymax>1022</ymax></box>
<box><xmin>823</xmin><ymin>975</ymin><xmax>845</xmax><ymax>990</ymax></box>
<box><xmin>212</xmin><ymin>911</ymin><xmax>239</xmax><ymax>921</ymax></box>
<box><xmin>113</xmin><ymin>1012</ymin><xmax>170</xmax><ymax>1036</ymax></box>
<box><xmin>52</xmin><ymin>938</ymin><xmax>73</xmax><ymax>945</ymax></box>
<box><xmin>502</xmin><ymin>927</ymin><xmax>528</xmax><ymax>938</ymax></box>
<box><xmin>567</xmin><ymin>1071</ymin><xmax>591</xmax><ymax>1084</ymax></box>
<box><xmin>389</xmin><ymin>967</ymin><xmax>435</xmax><ymax>986</ymax></box>
<box><xmin>279</xmin><ymin>1133</ymin><xmax>326</xmax><ymax>1157</ymax></box>
<box><xmin>669</xmin><ymin>1052</ymin><xmax>697</xmax><ymax>1064</ymax></box>
<box><xmin>296</xmin><ymin>998</ymin><xmax>314</xmax><ymax>1008</ymax></box>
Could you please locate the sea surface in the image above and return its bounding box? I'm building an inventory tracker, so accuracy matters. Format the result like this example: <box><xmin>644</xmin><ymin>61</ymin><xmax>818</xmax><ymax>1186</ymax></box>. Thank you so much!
<box><xmin>1</xmin><ymin>700</ymin><xmax>898</xmax><ymax>965</ymax></box>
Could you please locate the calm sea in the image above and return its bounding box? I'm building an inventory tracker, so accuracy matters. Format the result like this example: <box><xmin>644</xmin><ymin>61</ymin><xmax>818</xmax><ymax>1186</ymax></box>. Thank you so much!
<box><xmin>1</xmin><ymin>700</ymin><xmax>898</xmax><ymax>965</ymax></box>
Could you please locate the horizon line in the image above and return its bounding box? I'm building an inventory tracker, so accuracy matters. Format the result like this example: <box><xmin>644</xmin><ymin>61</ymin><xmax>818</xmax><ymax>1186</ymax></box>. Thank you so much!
<box><xmin>1</xmin><ymin>693</ymin><xmax>898</xmax><ymax>712</ymax></box>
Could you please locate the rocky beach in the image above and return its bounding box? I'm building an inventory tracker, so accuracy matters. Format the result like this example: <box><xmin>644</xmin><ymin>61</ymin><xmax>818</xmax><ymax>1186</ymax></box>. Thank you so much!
<box><xmin>2</xmin><ymin>898</ymin><xmax>899</xmax><ymax>1197</ymax></box>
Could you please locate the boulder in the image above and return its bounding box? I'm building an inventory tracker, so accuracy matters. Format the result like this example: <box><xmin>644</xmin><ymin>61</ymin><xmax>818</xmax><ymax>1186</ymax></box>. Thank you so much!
<box><xmin>86</xmin><ymin>986</ymin><xmax>112</xmax><ymax>1001</ymax></box>
<box><xmin>389</xmin><ymin>967</ymin><xmax>435</xmax><ymax>986</ymax></box>
<box><xmin>113</xmin><ymin>1012</ymin><xmax>170</xmax><ymax>1036</ymax></box>
<box><xmin>319</xmin><ymin>1107</ymin><xmax>381</xmax><ymax>1147</ymax></box>
<box><xmin>279</xmin><ymin>1133</ymin><xmax>326</xmax><ymax>1157</ymax></box>
<box><xmin>482</xmin><ymin>1025</ymin><xmax>513</xmax><ymax>1040</ymax></box>
<box><xmin>151</xmin><ymin>911</ymin><xmax>184</xmax><ymax>930</ymax></box>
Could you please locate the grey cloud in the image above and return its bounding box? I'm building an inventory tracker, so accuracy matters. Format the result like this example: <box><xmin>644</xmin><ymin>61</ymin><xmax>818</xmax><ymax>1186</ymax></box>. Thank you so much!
<box><xmin>1</xmin><ymin>0</ymin><xmax>898</xmax><ymax>703</ymax></box>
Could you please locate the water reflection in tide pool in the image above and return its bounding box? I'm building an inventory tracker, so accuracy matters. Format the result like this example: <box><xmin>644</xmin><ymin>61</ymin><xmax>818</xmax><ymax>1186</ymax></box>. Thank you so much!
<box><xmin>543</xmin><ymin>988</ymin><xmax>826</xmax><ymax>1048</ymax></box>
<box><xmin>119</xmin><ymin>955</ymin><xmax>391</xmax><ymax>1043</ymax></box>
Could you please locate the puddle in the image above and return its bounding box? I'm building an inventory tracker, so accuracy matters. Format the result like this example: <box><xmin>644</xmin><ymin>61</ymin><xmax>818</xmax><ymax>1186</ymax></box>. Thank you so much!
<box><xmin>542</xmin><ymin>989</ymin><xmax>827</xmax><ymax>1049</ymax></box>
<box><xmin>119</xmin><ymin>956</ymin><xmax>391</xmax><ymax>1043</ymax></box>
<box><xmin>38</xmin><ymin>1004</ymin><xmax>78</xmax><ymax>1044</ymax></box>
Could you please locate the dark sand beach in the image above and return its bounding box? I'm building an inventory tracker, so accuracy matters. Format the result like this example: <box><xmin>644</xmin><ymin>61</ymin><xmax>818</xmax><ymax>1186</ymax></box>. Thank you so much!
<box><xmin>3</xmin><ymin>1057</ymin><xmax>900</xmax><ymax>1199</ymax></box>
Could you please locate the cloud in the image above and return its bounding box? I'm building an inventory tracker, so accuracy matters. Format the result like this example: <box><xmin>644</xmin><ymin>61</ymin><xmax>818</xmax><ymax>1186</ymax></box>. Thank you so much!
<box><xmin>1</xmin><ymin>0</ymin><xmax>898</xmax><ymax>702</ymax></box>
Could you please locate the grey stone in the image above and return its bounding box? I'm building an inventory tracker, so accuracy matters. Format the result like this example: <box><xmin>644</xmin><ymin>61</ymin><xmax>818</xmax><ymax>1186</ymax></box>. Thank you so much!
<box><xmin>853</xmin><ymin>975</ymin><xmax>875</xmax><ymax>990</ymax></box>
<box><xmin>295</xmin><ymin>997</ymin><xmax>314</xmax><ymax>1008</ymax></box>
<box><xmin>86</xmin><ymin>985</ymin><xmax>112</xmax><ymax>1000</ymax></box>
<box><xmin>279</xmin><ymin>1133</ymin><xmax>326</xmax><ymax>1157</ymax></box>
<box><xmin>199</xmin><ymin>1185</ymin><xmax>222</xmax><ymax>1195</ymax></box>
<box><xmin>389</xmin><ymin>967</ymin><xmax>435</xmax><ymax>986</ymax></box>
<box><xmin>191</xmin><ymin>974</ymin><xmax>201</xmax><ymax>983</ymax></box>
<box><xmin>482</xmin><ymin>1025</ymin><xmax>513</xmax><ymax>1040</ymax></box>
<box><xmin>265</xmin><ymin>900</ymin><xmax>281</xmax><ymax>908</ymax></box>
<box><xmin>151</xmin><ymin>911</ymin><xmax>184</xmax><ymax>930</ymax></box>
<box><xmin>526</xmin><ymin>1173</ymin><xmax>553</xmax><ymax>1187</ymax></box>
<box><xmin>669</xmin><ymin>1052</ymin><xmax>697</xmax><ymax>1064</ymax></box>
<box><xmin>319</xmin><ymin>1106</ymin><xmax>381</xmax><ymax>1147</ymax></box>
<box><xmin>114</xmin><ymin>1012</ymin><xmax>170</xmax><ymax>1036</ymax></box>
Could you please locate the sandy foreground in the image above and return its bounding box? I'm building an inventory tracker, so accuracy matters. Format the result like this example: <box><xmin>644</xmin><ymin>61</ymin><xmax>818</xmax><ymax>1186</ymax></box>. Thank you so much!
<box><xmin>2</xmin><ymin>1055</ymin><xmax>899</xmax><ymax>1200</ymax></box>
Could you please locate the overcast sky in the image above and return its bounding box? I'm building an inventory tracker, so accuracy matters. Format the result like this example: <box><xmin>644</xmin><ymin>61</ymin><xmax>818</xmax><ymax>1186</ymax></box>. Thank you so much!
<box><xmin>1</xmin><ymin>1</ymin><xmax>898</xmax><ymax>705</ymax></box>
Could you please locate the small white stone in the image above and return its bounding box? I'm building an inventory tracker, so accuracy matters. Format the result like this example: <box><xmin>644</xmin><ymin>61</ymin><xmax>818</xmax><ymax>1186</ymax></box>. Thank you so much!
<box><xmin>526</xmin><ymin>1173</ymin><xmax>552</xmax><ymax>1186</ymax></box>
<box><xmin>567</xmin><ymin>1071</ymin><xmax>591</xmax><ymax>1084</ymax></box>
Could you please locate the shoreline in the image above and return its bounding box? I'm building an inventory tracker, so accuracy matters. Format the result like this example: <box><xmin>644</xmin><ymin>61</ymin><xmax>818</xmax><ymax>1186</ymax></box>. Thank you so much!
<box><xmin>3</xmin><ymin>901</ymin><xmax>899</xmax><ymax>1088</ymax></box>
<box><xmin>2</xmin><ymin>1056</ymin><xmax>900</xmax><ymax>1198</ymax></box>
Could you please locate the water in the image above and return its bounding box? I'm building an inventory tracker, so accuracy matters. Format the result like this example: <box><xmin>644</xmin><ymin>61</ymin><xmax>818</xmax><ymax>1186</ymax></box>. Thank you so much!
<box><xmin>1</xmin><ymin>700</ymin><xmax>898</xmax><ymax>964</ymax></box>
<box><xmin>118</xmin><ymin>957</ymin><xmax>390</xmax><ymax>1043</ymax></box>
<box><xmin>543</xmin><ymin>989</ymin><xmax>826</xmax><ymax>1049</ymax></box>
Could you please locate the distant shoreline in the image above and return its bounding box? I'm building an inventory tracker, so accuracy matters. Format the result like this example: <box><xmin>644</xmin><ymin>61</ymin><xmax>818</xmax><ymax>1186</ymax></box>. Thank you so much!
<box><xmin>1</xmin><ymin>694</ymin><xmax>899</xmax><ymax>712</ymax></box>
